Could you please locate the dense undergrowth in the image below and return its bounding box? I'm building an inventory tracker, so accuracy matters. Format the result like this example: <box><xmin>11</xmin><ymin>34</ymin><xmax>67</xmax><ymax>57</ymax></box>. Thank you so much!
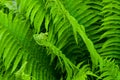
<box><xmin>0</xmin><ymin>0</ymin><xmax>120</xmax><ymax>80</ymax></box>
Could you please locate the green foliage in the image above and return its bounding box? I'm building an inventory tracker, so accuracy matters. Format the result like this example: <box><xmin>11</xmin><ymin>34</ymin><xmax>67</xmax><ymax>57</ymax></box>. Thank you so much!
<box><xmin>0</xmin><ymin>0</ymin><xmax>120</xmax><ymax>80</ymax></box>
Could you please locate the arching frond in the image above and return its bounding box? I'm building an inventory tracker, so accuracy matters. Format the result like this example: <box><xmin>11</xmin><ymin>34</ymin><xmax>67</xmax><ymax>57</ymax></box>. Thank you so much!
<box><xmin>0</xmin><ymin>9</ymin><xmax>58</xmax><ymax>80</ymax></box>
<box><xmin>98</xmin><ymin>0</ymin><xmax>120</xmax><ymax>64</ymax></box>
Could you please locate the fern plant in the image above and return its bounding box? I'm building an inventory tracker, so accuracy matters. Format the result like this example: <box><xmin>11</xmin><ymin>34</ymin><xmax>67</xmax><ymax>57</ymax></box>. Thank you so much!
<box><xmin>0</xmin><ymin>0</ymin><xmax>120</xmax><ymax>80</ymax></box>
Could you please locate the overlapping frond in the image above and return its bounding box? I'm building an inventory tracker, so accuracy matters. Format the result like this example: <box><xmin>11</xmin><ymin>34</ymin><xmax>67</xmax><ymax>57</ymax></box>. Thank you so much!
<box><xmin>1</xmin><ymin>0</ymin><xmax>120</xmax><ymax>80</ymax></box>
<box><xmin>0</xmin><ymin>7</ymin><xmax>58</xmax><ymax>80</ymax></box>
<box><xmin>16</xmin><ymin>0</ymin><xmax>46</xmax><ymax>33</ymax></box>
<box><xmin>98</xmin><ymin>0</ymin><xmax>120</xmax><ymax>64</ymax></box>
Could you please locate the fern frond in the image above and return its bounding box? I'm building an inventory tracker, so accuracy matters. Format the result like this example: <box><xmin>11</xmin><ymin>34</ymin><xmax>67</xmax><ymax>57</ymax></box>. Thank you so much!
<box><xmin>17</xmin><ymin>0</ymin><xmax>46</xmax><ymax>33</ymax></box>
<box><xmin>98</xmin><ymin>0</ymin><xmax>120</xmax><ymax>63</ymax></box>
<box><xmin>0</xmin><ymin>8</ymin><xmax>58</xmax><ymax>80</ymax></box>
